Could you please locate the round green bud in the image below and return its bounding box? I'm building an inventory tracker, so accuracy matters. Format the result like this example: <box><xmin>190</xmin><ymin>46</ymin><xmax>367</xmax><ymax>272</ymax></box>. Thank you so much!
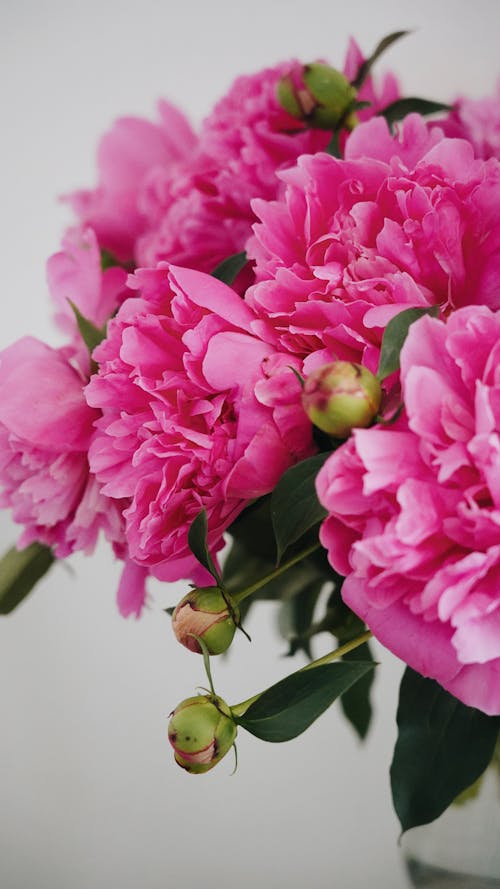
<box><xmin>168</xmin><ymin>695</ymin><xmax>237</xmax><ymax>774</ymax></box>
<box><xmin>302</xmin><ymin>361</ymin><xmax>382</xmax><ymax>438</ymax></box>
<box><xmin>303</xmin><ymin>63</ymin><xmax>357</xmax><ymax>129</ymax></box>
<box><xmin>172</xmin><ymin>586</ymin><xmax>239</xmax><ymax>655</ymax></box>
<box><xmin>276</xmin><ymin>63</ymin><xmax>357</xmax><ymax>130</ymax></box>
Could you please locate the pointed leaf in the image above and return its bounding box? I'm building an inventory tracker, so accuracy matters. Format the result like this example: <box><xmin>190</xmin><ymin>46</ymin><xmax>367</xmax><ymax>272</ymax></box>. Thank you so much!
<box><xmin>271</xmin><ymin>453</ymin><xmax>330</xmax><ymax>563</ymax></box>
<box><xmin>227</xmin><ymin>495</ymin><xmax>276</xmax><ymax>561</ymax></box>
<box><xmin>353</xmin><ymin>31</ymin><xmax>410</xmax><ymax>90</ymax></box>
<box><xmin>211</xmin><ymin>251</ymin><xmax>247</xmax><ymax>286</ymax></box>
<box><xmin>187</xmin><ymin>509</ymin><xmax>222</xmax><ymax>583</ymax></box>
<box><xmin>325</xmin><ymin>131</ymin><xmax>341</xmax><ymax>158</ymax></box>
<box><xmin>340</xmin><ymin>642</ymin><xmax>375</xmax><ymax>740</ymax></box>
<box><xmin>390</xmin><ymin>668</ymin><xmax>500</xmax><ymax>832</ymax></box>
<box><xmin>68</xmin><ymin>300</ymin><xmax>107</xmax><ymax>356</ymax></box>
<box><xmin>278</xmin><ymin>579</ymin><xmax>324</xmax><ymax>658</ymax></box>
<box><xmin>236</xmin><ymin>661</ymin><xmax>374</xmax><ymax>742</ymax></box>
<box><xmin>0</xmin><ymin>542</ymin><xmax>55</xmax><ymax>615</ymax></box>
<box><xmin>377</xmin><ymin>305</ymin><xmax>439</xmax><ymax>381</ymax></box>
<box><xmin>379</xmin><ymin>97</ymin><xmax>452</xmax><ymax>128</ymax></box>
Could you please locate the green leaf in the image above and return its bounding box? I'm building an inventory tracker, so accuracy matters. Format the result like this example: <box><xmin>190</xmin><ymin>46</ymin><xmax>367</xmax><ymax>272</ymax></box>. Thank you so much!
<box><xmin>187</xmin><ymin>509</ymin><xmax>222</xmax><ymax>584</ymax></box>
<box><xmin>100</xmin><ymin>248</ymin><xmax>134</xmax><ymax>272</ymax></box>
<box><xmin>271</xmin><ymin>453</ymin><xmax>330</xmax><ymax>563</ymax></box>
<box><xmin>352</xmin><ymin>101</ymin><xmax>371</xmax><ymax>112</ymax></box>
<box><xmin>325</xmin><ymin>131</ymin><xmax>341</xmax><ymax>158</ymax></box>
<box><xmin>278</xmin><ymin>579</ymin><xmax>324</xmax><ymax>658</ymax></box>
<box><xmin>352</xmin><ymin>31</ymin><xmax>410</xmax><ymax>90</ymax></box>
<box><xmin>236</xmin><ymin>661</ymin><xmax>374</xmax><ymax>742</ymax></box>
<box><xmin>226</xmin><ymin>496</ymin><xmax>276</xmax><ymax>561</ymax></box>
<box><xmin>340</xmin><ymin>642</ymin><xmax>375</xmax><ymax>740</ymax></box>
<box><xmin>67</xmin><ymin>301</ymin><xmax>107</xmax><ymax>357</ymax></box>
<box><xmin>377</xmin><ymin>305</ymin><xmax>439</xmax><ymax>381</ymax></box>
<box><xmin>223</xmin><ymin>538</ymin><xmax>275</xmax><ymax>599</ymax></box>
<box><xmin>211</xmin><ymin>251</ymin><xmax>247</xmax><ymax>286</ymax></box>
<box><xmin>452</xmin><ymin>774</ymin><xmax>484</xmax><ymax>807</ymax></box>
<box><xmin>0</xmin><ymin>542</ymin><xmax>55</xmax><ymax>615</ymax></box>
<box><xmin>100</xmin><ymin>248</ymin><xmax>121</xmax><ymax>271</ymax></box>
<box><xmin>390</xmin><ymin>668</ymin><xmax>500</xmax><ymax>832</ymax></box>
<box><xmin>379</xmin><ymin>97</ymin><xmax>452</xmax><ymax>128</ymax></box>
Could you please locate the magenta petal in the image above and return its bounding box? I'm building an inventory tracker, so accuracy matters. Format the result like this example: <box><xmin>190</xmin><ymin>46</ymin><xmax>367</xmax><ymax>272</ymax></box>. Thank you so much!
<box><xmin>203</xmin><ymin>331</ymin><xmax>271</xmax><ymax>391</ymax></box>
<box><xmin>0</xmin><ymin>337</ymin><xmax>95</xmax><ymax>451</ymax></box>
<box><xmin>342</xmin><ymin>574</ymin><xmax>461</xmax><ymax>683</ymax></box>
<box><xmin>117</xmin><ymin>559</ymin><xmax>148</xmax><ymax>618</ymax></box>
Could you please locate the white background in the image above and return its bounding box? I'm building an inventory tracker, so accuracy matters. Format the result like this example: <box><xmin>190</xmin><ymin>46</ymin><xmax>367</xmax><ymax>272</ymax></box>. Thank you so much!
<box><xmin>0</xmin><ymin>1</ymin><xmax>499</xmax><ymax>887</ymax></box>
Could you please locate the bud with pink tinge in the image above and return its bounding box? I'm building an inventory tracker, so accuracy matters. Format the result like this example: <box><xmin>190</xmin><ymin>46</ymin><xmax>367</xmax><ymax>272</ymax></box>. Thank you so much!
<box><xmin>277</xmin><ymin>63</ymin><xmax>357</xmax><ymax>130</ymax></box>
<box><xmin>302</xmin><ymin>361</ymin><xmax>382</xmax><ymax>438</ymax></box>
<box><xmin>172</xmin><ymin>587</ymin><xmax>239</xmax><ymax>655</ymax></box>
<box><xmin>168</xmin><ymin>694</ymin><xmax>237</xmax><ymax>774</ymax></box>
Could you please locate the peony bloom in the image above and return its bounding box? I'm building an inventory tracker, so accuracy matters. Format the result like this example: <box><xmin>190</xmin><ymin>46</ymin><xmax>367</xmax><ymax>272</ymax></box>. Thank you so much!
<box><xmin>85</xmin><ymin>264</ymin><xmax>313</xmax><ymax>582</ymax></box>
<box><xmin>0</xmin><ymin>337</ymin><xmax>124</xmax><ymax>558</ymax></box>
<box><xmin>68</xmin><ymin>44</ymin><xmax>398</xmax><ymax>282</ymax></box>
<box><xmin>438</xmin><ymin>83</ymin><xmax>500</xmax><ymax>160</ymax></box>
<box><xmin>247</xmin><ymin>115</ymin><xmax>500</xmax><ymax>383</ymax></box>
<box><xmin>316</xmin><ymin>306</ymin><xmax>500</xmax><ymax>715</ymax></box>
<box><xmin>66</xmin><ymin>100</ymin><xmax>198</xmax><ymax>263</ymax></box>
<box><xmin>135</xmin><ymin>61</ymin><xmax>333</xmax><ymax>273</ymax></box>
<box><xmin>138</xmin><ymin>46</ymin><xmax>398</xmax><ymax>273</ymax></box>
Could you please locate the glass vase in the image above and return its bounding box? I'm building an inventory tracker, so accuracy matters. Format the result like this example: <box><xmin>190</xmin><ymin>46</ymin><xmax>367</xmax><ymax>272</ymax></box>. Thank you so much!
<box><xmin>402</xmin><ymin>760</ymin><xmax>500</xmax><ymax>888</ymax></box>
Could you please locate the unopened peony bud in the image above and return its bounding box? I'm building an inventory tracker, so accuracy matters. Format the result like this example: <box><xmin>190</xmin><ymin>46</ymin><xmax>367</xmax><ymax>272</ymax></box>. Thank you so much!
<box><xmin>172</xmin><ymin>587</ymin><xmax>239</xmax><ymax>655</ymax></box>
<box><xmin>302</xmin><ymin>361</ymin><xmax>382</xmax><ymax>438</ymax></box>
<box><xmin>277</xmin><ymin>63</ymin><xmax>357</xmax><ymax>130</ymax></box>
<box><xmin>168</xmin><ymin>695</ymin><xmax>237</xmax><ymax>774</ymax></box>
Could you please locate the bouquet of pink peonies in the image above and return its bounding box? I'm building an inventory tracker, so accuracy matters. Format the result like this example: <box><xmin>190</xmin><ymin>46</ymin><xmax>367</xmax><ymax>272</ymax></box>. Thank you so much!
<box><xmin>1</xmin><ymin>30</ymin><xmax>500</xmax><ymax>834</ymax></box>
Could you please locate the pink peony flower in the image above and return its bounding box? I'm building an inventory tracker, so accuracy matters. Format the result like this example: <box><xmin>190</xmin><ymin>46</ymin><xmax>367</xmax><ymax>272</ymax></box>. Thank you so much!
<box><xmin>68</xmin><ymin>44</ymin><xmax>399</xmax><ymax>284</ymax></box>
<box><xmin>316</xmin><ymin>306</ymin><xmax>500</xmax><ymax>715</ymax></box>
<box><xmin>66</xmin><ymin>101</ymin><xmax>198</xmax><ymax>263</ymax></box>
<box><xmin>138</xmin><ymin>47</ymin><xmax>399</xmax><ymax>274</ymax></box>
<box><xmin>0</xmin><ymin>337</ymin><xmax>124</xmax><ymax>558</ymax></box>
<box><xmin>438</xmin><ymin>83</ymin><xmax>500</xmax><ymax>160</ymax></box>
<box><xmin>246</xmin><ymin>114</ymin><xmax>500</xmax><ymax>379</ymax></box>
<box><xmin>135</xmin><ymin>61</ymin><xmax>332</xmax><ymax>273</ymax></box>
<box><xmin>85</xmin><ymin>265</ymin><xmax>313</xmax><ymax>582</ymax></box>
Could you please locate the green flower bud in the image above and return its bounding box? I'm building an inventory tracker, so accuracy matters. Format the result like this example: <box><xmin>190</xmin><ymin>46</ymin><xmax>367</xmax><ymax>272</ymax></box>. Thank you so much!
<box><xmin>172</xmin><ymin>586</ymin><xmax>239</xmax><ymax>655</ymax></box>
<box><xmin>276</xmin><ymin>75</ymin><xmax>304</xmax><ymax>119</ymax></box>
<box><xmin>302</xmin><ymin>361</ymin><xmax>382</xmax><ymax>438</ymax></box>
<box><xmin>168</xmin><ymin>694</ymin><xmax>237</xmax><ymax>774</ymax></box>
<box><xmin>303</xmin><ymin>64</ymin><xmax>358</xmax><ymax>129</ymax></box>
<box><xmin>277</xmin><ymin>63</ymin><xmax>357</xmax><ymax>130</ymax></box>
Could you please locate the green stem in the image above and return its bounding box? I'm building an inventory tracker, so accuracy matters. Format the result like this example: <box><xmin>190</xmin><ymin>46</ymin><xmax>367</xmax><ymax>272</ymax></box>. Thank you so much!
<box><xmin>230</xmin><ymin>630</ymin><xmax>372</xmax><ymax>718</ymax></box>
<box><xmin>301</xmin><ymin>631</ymin><xmax>372</xmax><ymax>671</ymax></box>
<box><xmin>232</xmin><ymin>543</ymin><xmax>321</xmax><ymax>605</ymax></box>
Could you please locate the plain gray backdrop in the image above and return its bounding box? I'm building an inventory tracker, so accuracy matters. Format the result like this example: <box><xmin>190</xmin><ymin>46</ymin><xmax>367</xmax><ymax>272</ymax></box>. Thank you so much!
<box><xmin>1</xmin><ymin>1</ymin><xmax>499</xmax><ymax>887</ymax></box>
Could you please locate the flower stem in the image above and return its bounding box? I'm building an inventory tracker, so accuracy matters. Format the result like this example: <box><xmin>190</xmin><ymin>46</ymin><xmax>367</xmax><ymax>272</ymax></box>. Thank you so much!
<box><xmin>230</xmin><ymin>629</ymin><xmax>372</xmax><ymax>718</ymax></box>
<box><xmin>300</xmin><ymin>630</ymin><xmax>372</xmax><ymax>671</ymax></box>
<box><xmin>232</xmin><ymin>543</ymin><xmax>321</xmax><ymax>605</ymax></box>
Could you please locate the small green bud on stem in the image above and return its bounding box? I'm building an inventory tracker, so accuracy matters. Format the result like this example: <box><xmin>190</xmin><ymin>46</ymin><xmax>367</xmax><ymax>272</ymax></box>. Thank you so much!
<box><xmin>302</xmin><ymin>361</ymin><xmax>382</xmax><ymax>438</ymax></box>
<box><xmin>277</xmin><ymin>63</ymin><xmax>357</xmax><ymax>130</ymax></box>
<box><xmin>172</xmin><ymin>586</ymin><xmax>239</xmax><ymax>655</ymax></box>
<box><xmin>168</xmin><ymin>694</ymin><xmax>237</xmax><ymax>774</ymax></box>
